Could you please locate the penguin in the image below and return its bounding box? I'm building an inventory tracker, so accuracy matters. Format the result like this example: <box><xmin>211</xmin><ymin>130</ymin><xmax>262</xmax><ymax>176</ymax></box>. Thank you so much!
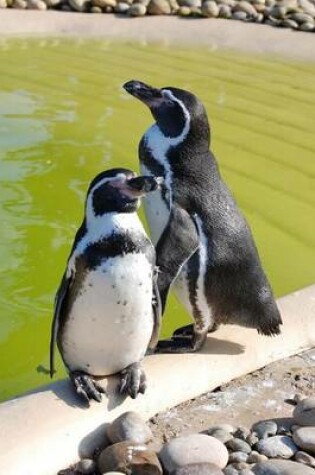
<box><xmin>123</xmin><ymin>80</ymin><xmax>282</xmax><ymax>353</ymax></box>
<box><xmin>50</xmin><ymin>168</ymin><xmax>162</xmax><ymax>402</ymax></box>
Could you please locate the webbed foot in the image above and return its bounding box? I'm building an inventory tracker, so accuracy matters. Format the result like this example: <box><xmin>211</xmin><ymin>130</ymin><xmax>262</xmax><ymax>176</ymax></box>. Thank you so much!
<box><xmin>155</xmin><ymin>330</ymin><xmax>207</xmax><ymax>353</ymax></box>
<box><xmin>70</xmin><ymin>371</ymin><xmax>105</xmax><ymax>404</ymax></box>
<box><xmin>119</xmin><ymin>362</ymin><xmax>147</xmax><ymax>399</ymax></box>
<box><xmin>172</xmin><ymin>322</ymin><xmax>219</xmax><ymax>339</ymax></box>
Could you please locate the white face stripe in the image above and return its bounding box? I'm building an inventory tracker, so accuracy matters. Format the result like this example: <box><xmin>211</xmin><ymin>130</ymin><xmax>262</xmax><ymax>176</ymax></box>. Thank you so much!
<box><xmin>86</xmin><ymin>173</ymin><xmax>129</xmax><ymax>227</ymax></box>
<box><xmin>144</xmin><ymin>90</ymin><xmax>191</xmax><ymax>208</ymax></box>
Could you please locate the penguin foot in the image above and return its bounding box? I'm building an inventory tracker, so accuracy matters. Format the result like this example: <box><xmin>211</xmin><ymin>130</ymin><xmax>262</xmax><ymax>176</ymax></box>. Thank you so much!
<box><xmin>155</xmin><ymin>332</ymin><xmax>206</xmax><ymax>353</ymax></box>
<box><xmin>119</xmin><ymin>362</ymin><xmax>147</xmax><ymax>399</ymax></box>
<box><xmin>70</xmin><ymin>371</ymin><xmax>106</xmax><ymax>404</ymax></box>
<box><xmin>172</xmin><ymin>323</ymin><xmax>219</xmax><ymax>340</ymax></box>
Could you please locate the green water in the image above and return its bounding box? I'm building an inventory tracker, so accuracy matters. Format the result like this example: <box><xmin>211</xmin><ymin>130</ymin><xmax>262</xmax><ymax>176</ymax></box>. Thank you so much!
<box><xmin>0</xmin><ymin>38</ymin><xmax>314</xmax><ymax>402</ymax></box>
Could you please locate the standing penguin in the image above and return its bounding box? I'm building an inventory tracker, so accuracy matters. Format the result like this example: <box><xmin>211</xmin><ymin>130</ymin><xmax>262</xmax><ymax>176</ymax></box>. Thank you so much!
<box><xmin>50</xmin><ymin>168</ymin><xmax>162</xmax><ymax>402</ymax></box>
<box><xmin>123</xmin><ymin>80</ymin><xmax>282</xmax><ymax>352</ymax></box>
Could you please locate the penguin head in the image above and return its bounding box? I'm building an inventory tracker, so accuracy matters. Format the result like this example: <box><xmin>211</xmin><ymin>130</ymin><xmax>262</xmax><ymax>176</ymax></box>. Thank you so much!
<box><xmin>86</xmin><ymin>168</ymin><xmax>162</xmax><ymax>219</ymax></box>
<box><xmin>124</xmin><ymin>80</ymin><xmax>210</xmax><ymax>145</ymax></box>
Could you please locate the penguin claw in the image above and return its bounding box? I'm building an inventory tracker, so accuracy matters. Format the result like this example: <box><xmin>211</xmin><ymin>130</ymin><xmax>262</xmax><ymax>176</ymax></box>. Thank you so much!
<box><xmin>119</xmin><ymin>363</ymin><xmax>146</xmax><ymax>399</ymax></box>
<box><xmin>70</xmin><ymin>371</ymin><xmax>105</xmax><ymax>404</ymax></box>
<box><xmin>155</xmin><ymin>333</ymin><xmax>206</xmax><ymax>353</ymax></box>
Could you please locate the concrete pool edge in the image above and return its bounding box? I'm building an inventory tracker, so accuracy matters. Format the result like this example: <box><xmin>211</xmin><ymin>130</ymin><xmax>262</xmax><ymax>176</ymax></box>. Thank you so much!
<box><xmin>0</xmin><ymin>284</ymin><xmax>314</xmax><ymax>475</ymax></box>
<box><xmin>1</xmin><ymin>11</ymin><xmax>315</xmax><ymax>63</ymax></box>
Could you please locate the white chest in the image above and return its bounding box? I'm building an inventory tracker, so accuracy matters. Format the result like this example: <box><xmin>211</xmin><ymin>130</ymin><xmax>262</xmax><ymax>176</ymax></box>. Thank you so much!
<box><xmin>61</xmin><ymin>253</ymin><xmax>154</xmax><ymax>376</ymax></box>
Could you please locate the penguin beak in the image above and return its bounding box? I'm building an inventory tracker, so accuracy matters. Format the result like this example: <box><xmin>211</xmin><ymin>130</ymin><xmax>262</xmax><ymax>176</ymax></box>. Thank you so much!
<box><xmin>123</xmin><ymin>80</ymin><xmax>163</xmax><ymax>107</ymax></box>
<box><xmin>125</xmin><ymin>175</ymin><xmax>163</xmax><ymax>197</ymax></box>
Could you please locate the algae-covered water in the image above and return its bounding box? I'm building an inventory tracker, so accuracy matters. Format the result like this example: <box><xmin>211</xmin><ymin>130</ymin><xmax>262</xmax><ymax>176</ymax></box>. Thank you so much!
<box><xmin>0</xmin><ymin>38</ymin><xmax>314</xmax><ymax>402</ymax></box>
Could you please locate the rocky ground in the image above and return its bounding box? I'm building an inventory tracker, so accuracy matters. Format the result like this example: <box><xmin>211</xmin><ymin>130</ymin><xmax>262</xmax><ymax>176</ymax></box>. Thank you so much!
<box><xmin>1</xmin><ymin>0</ymin><xmax>315</xmax><ymax>33</ymax></box>
<box><xmin>59</xmin><ymin>348</ymin><xmax>315</xmax><ymax>475</ymax></box>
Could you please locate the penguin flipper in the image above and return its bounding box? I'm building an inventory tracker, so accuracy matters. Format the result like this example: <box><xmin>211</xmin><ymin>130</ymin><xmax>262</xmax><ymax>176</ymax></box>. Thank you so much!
<box><xmin>148</xmin><ymin>266</ymin><xmax>162</xmax><ymax>350</ymax></box>
<box><xmin>156</xmin><ymin>204</ymin><xmax>199</xmax><ymax>314</ymax></box>
<box><xmin>50</xmin><ymin>272</ymin><xmax>72</xmax><ymax>378</ymax></box>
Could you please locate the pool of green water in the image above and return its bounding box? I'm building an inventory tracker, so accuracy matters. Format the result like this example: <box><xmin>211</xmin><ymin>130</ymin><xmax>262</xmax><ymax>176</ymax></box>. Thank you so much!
<box><xmin>0</xmin><ymin>38</ymin><xmax>314</xmax><ymax>402</ymax></box>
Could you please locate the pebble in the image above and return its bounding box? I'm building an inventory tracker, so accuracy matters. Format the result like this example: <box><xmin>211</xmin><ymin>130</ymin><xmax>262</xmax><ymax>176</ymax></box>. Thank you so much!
<box><xmin>294</xmin><ymin>398</ymin><xmax>315</xmax><ymax>426</ymax></box>
<box><xmin>256</xmin><ymin>435</ymin><xmax>298</xmax><ymax>458</ymax></box>
<box><xmin>114</xmin><ymin>2</ymin><xmax>129</xmax><ymax>12</ymax></box>
<box><xmin>295</xmin><ymin>450</ymin><xmax>315</xmax><ymax>467</ymax></box>
<box><xmin>98</xmin><ymin>441</ymin><xmax>162</xmax><ymax>474</ymax></box>
<box><xmin>128</xmin><ymin>3</ymin><xmax>147</xmax><ymax>14</ymax></box>
<box><xmin>159</xmin><ymin>434</ymin><xmax>229</xmax><ymax>473</ymax></box>
<box><xmin>233</xmin><ymin>0</ymin><xmax>257</xmax><ymax>15</ymax></box>
<box><xmin>68</xmin><ymin>0</ymin><xmax>89</xmax><ymax>11</ymax></box>
<box><xmin>223</xmin><ymin>466</ymin><xmax>239</xmax><ymax>475</ymax></box>
<box><xmin>239</xmin><ymin>470</ymin><xmax>255</xmax><ymax>475</ymax></box>
<box><xmin>228</xmin><ymin>451</ymin><xmax>249</xmax><ymax>463</ymax></box>
<box><xmin>76</xmin><ymin>458</ymin><xmax>96</xmax><ymax>474</ymax></box>
<box><xmin>172</xmin><ymin>463</ymin><xmax>225</xmax><ymax>475</ymax></box>
<box><xmin>246</xmin><ymin>433</ymin><xmax>259</xmax><ymax>447</ymax></box>
<box><xmin>107</xmin><ymin>412</ymin><xmax>153</xmax><ymax>445</ymax></box>
<box><xmin>252</xmin><ymin>421</ymin><xmax>278</xmax><ymax>439</ymax></box>
<box><xmin>226</xmin><ymin>438</ymin><xmax>252</xmax><ymax>454</ymax></box>
<box><xmin>147</xmin><ymin>0</ymin><xmax>171</xmax><ymax>13</ymax></box>
<box><xmin>232</xmin><ymin>10</ymin><xmax>248</xmax><ymax>19</ymax></box>
<box><xmin>252</xmin><ymin>459</ymin><xmax>315</xmax><ymax>474</ymax></box>
<box><xmin>234</xmin><ymin>427</ymin><xmax>251</xmax><ymax>441</ymax></box>
<box><xmin>208</xmin><ymin>425</ymin><xmax>235</xmax><ymax>435</ymax></box>
<box><xmin>208</xmin><ymin>429</ymin><xmax>233</xmax><ymax>444</ymax></box>
<box><xmin>281</xmin><ymin>18</ymin><xmax>299</xmax><ymax>27</ymax></box>
<box><xmin>300</xmin><ymin>22</ymin><xmax>315</xmax><ymax>31</ymax></box>
<box><xmin>247</xmin><ymin>451</ymin><xmax>268</xmax><ymax>463</ymax></box>
<box><xmin>218</xmin><ymin>4</ymin><xmax>232</xmax><ymax>16</ymax></box>
<box><xmin>293</xmin><ymin>426</ymin><xmax>315</xmax><ymax>454</ymax></box>
<box><xmin>178</xmin><ymin>0</ymin><xmax>201</xmax><ymax>6</ymax></box>
<box><xmin>27</xmin><ymin>0</ymin><xmax>47</xmax><ymax>9</ymax></box>
<box><xmin>201</xmin><ymin>0</ymin><xmax>220</xmax><ymax>16</ymax></box>
<box><xmin>177</xmin><ymin>5</ymin><xmax>191</xmax><ymax>14</ymax></box>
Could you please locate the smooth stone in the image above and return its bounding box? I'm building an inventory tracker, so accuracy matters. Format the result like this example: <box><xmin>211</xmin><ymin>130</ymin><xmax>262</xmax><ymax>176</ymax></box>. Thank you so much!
<box><xmin>147</xmin><ymin>0</ymin><xmax>171</xmax><ymax>13</ymax></box>
<box><xmin>208</xmin><ymin>425</ymin><xmax>235</xmax><ymax>435</ymax></box>
<box><xmin>77</xmin><ymin>458</ymin><xmax>96</xmax><ymax>474</ymax></box>
<box><xmin>114</xmin><ymin>2</ymin><xmax>129</xmax><ymax>12</ymax></box>
<box><xmin>92</xmin><ymin>0</ymin><xmax>116</xmax><ymax>6</ymax></box>
<box><xmin>98</xmin><ymin>441</ymin><xmax>162</xmax><ymax>475</ymax></box>
<box><xmin>239</xmin><ymin>470</ymin><xmax>255</xmax><ymax>475</ymax></box>
<box><xmin>201</xmin><ymin>0</ymin><xmax>219</xmax><ymax>16</ymax></box>
<box><xmin>234</xmin><ymin>428</ymin><xmax>251</xmax><ymax>441</ymax></box>
<box><xmin>218</xmin><ymin>4</ymin><xmax>232</xmax><ymax>17</ymax></box>
<box><xmin>252</xmin><ymin>459</ymin><xmax>315</xmax><ymax>474</ymax></box>
<box><xmin>216</xmin><ymin>0</ymin><xmax>236</xmax><ymax>6</ymax></box>
<box><xmin>255</xmin><ymin>12</ymin><xmax>264</xmax><ymax>21</ymax></box>
<box><xmin>128</xmin><ymin>3</ymin><xmax>147</xmax><ymax>14</ymax></box>
<box><xmin>256</xmin><ymin>435</ymin><xmax>298</xmax><ymax>459</ymax></box>
<box><xmin>177</xmin><ymin>7</ymin><xmax>190</xmax><ymax>12</ymax></box>
<box><xmin>269</xmin><ymin>4</ymin><xmax>287</xmax><ymax>17</ymax></box>
<box><xmin>223</xmin><ymin>466</ymin><xmax>239</xmax><ymax>475</ymax></box>
<box><xmin>289</xmin><ymin>11</ymin><xmax>314</xmax><ymax>21</ymax></box>
<box><xmin>232</xmin><ymin>10</ymin><xmax>248</xmax><ymax>19</ymax></box>
<box><xmin>265</xmin><ymin>17</ymin><xmax>281</xmax><ymax>26</ymax></box>
<box><xmin>208</xmin><ymin>429</ymin><xmax>233</xmax><ymax>444</ymax></box>
<box><xmin>246</xmin><ymin>433</ymin><xmax>259</xmax><ymax>447</ymax></box>
<box><xmin>68</xmin><ymin>0</ymin><xmax>89</xmax><ymax>11</ymax></box>
<box><xmin>299</xmin><ymin>21</ymin><xmax>315</xmax><ymax>30</ymax></box>
<box><xmin>276</xmin><ymin>419</ymin><xmax>294</xmax><ymax>436</ymax></box>
<box><xmin>247</xmin><ymin>451</ymin><xmax>268</xmax><ymax>463</ymax></box>
<box><xmin>252</xmin><ymin>421</ymin><xmax>278</xmax><ymax>440</ymax></box>
<box><xmin>159</xmin><ymin>434</ymin><xmax>229</xmax><ymax>473</ymax></box>
<box><xmin>177</xmin><ymin>5</ymin><xmax>191</xmax><ymax>14</ymax></box>
<box><xmin>171</xmin><ymin>463</ymin><xmax>225</xmax><ymax>475</ymax></box>
<box><xmin>232</xmin><ymin>462</ymin><xmax>251</xmax><ymax>470</ymax></box>
<box><xmin>293</xmin><ymin>426</ymin><xmax>315</xmax><ymax>454</ymax></box>
<box><xmin>107</xmin><ymin>412</ymin><xmax>153</xmax><ymax>445</ymax></box>
<box><xmin>253</xmin><ymin>4</ymin><xmax>265</xmax><ymax>12</ymax></box>
<box><xmin>295</xmin><ymin>450</ymin><xmax>315</xmax><ymax>467</ymax></box>
<box><xmin>228</xmin><ymin>451</ymin><xmax>249</xmax><ymax>463</ymax></box>
<box><xmin>281</xmin><ymin>17</ymin><xmax>298</xmax><ymax>27</ymax></box>
<box><xmin>178</xmin><ymin>0</ymin><xmax>200</xmax><ymax>6</ymax></box>
<box><xmin>27</xmin><ymin>0</ymin><xmax>47</xmax><ymax>9</ymax></box>
<box><xmin>298</xmin><ymin>0</ymin><xmax>315</xmax><ymax>15</ymax></box>
<box><xmin>226</xmin><ymin>438</ymin><xmax>252</xmax><ymax>454</ymax></box>
<box><xmin>233</xmin><ymin>0</ymin><xmax>257</xmax><ymax>15</ymax></box>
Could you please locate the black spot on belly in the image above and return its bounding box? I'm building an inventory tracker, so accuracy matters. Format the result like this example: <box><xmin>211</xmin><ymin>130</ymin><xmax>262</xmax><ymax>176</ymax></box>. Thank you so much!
<box><xmin>139</xmin><ymin>282</ymin><xmax>143</xmax><ymax>286</ymax></box>
<box><xmin>123</xmin><ymin>300</ymin><xmax>127</xmax><ymax>306</ymax></box>
<box><xmin>117</xmin><ymin>300</ymin><xmax>121</xmax><ymax>305</ymax></box>
<box><xmin>112</xmin><ymin>284</ymin><xmax>116</xmax><ymax>289</ymax></box>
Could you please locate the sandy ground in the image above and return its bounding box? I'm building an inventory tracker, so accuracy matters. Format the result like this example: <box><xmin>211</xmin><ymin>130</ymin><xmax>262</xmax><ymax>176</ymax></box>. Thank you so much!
<box><xmin>0</xmin><ymin>10</ymin><xmax>315</xmax><ymax>62</ymax></box>
<box><xmin>149</xmin><ymin>348</ymin><xmax>315</xmax><ymax>446</ymax></box>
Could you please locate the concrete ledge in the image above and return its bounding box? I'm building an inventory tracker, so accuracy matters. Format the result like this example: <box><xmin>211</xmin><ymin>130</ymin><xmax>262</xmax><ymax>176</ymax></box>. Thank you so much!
<box><xmin>0</xmin><ymin>285</ymin><xmax>314</xmax><ymax>475</ymax></box>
